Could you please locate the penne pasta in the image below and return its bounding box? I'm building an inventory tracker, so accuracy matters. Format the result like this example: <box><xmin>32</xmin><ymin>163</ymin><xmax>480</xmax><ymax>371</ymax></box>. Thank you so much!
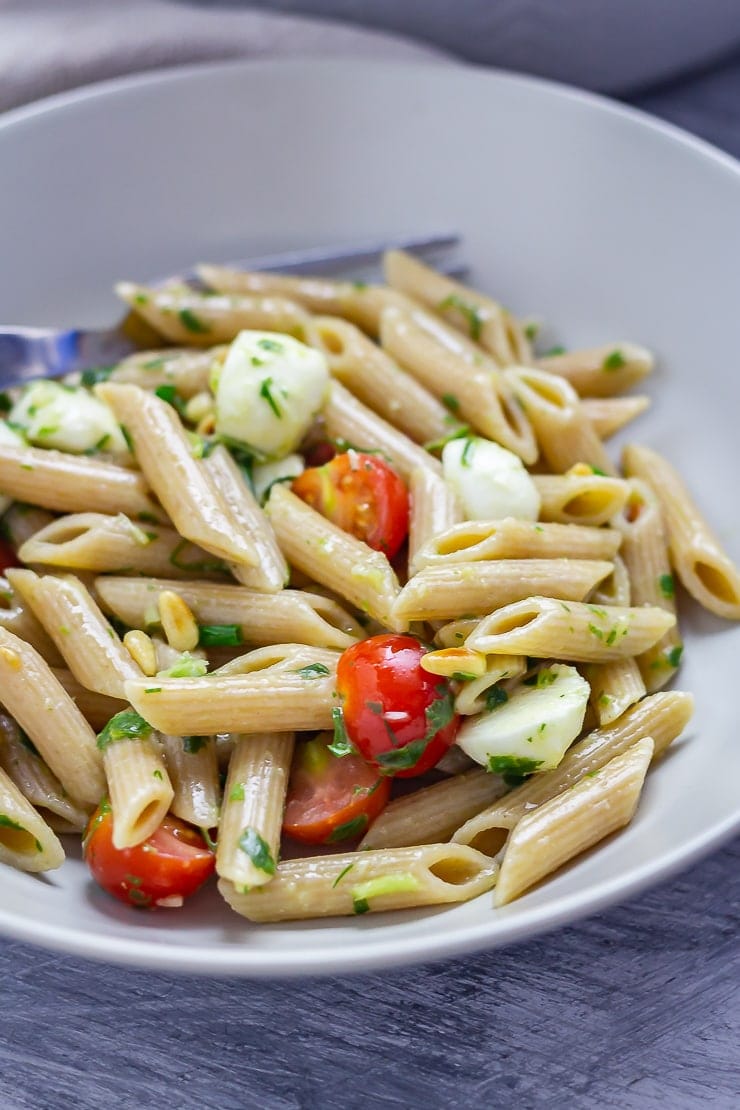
<box><xmin>305</xmin><ymin>315</ymin><xmax>455</xmax><ymax>445</ymax></box>
<box><xmin>453</xmin><ymin>690</ymin><xmax>692</xmax><ymax>854</ymax></box>
<box><xmin>453</xmin><ymin>655</ymin><xmax>528</xmax><ymax>716</ymax></box>
<box><xmin>0</xmin><ymin>627</ymin><xmax>105</xmax><ymax>805</ymax></box>
<box><xmin>218</xmin><ymin>842</ymin><xmax>498</xmax><ymax>921</ymax></box>
<box><xmin>117</xmin><ymin>282</ymin><xmax>310</xmax><ymax>345</ymax></box>
<box><xmin>589</xmin><ymin>553</ymin><xmax>631</xmax><ymax>608</ymax></box>
<box><xmin>159</xmin><ymin>733</ymin><xmax>221</xmax><ymax>829</ymax></box>
<box><xmin>51</xmin><ymin>668</ymin><xmax>126</xmax><ymax>730</ymax></box>
<box><xmin>536</xmin><ymin>343</ymin><xmax>654</xmax><ymax>397</ymax></box>
<box><xmin>0</xmin><ymin>575</ymin><xmax>63</xmax><ymax>663</ymax></box>
<box><xmin>8</xmin><ymin>569</ymin><xmax>141</xmax><ymax>698</ymax></box>
<box><xmin>100</xmin><ymin>718</ymin><xmax>174</xmax><ymax>850</ymax></box>
<box><xmin>412</xmin><ymin>518</ymin><xmax>621</xmax><ymax>571</ymax></box>
<box><xmin>408</xmin><ymin>467</ymin><xmax>463</xmax><ymax>575</ymax></box>
<box><xmin>393</xmin><ymin>559</ymin><xmax>613</xmax><ymax>622</ymax></box>
<box><xmin>216</xmin><ymin>732</ymin><xmax>294</xmax><ymax>888</ymax></box>
<box><xmin>1</xmin><ymin>504</ymin><xmax>56</xmax><ymax>550</ymax></box>
<box><xmin>0</xmin><ymin>712</ymin><xmax>91</xmax><ymax>831</ymax></box>
<box><xmin>0</xmin><ymin>763</ymin><xmax>65</xmax><ymax>873</ymax></box>
<box><xmin>583</xmin><ymin>657</ymin><xmax>646</xmax><ymax>726</ymax></box>
<box><xmin>18</xmin><ymin>512</ymin><xmax>224</xmax><ymax>578</ymax></box>
<box><xmin>321</xmin><ymin>379</ymin><xmax>442</xmax><ymax>481</ymax></box>
<box><xmin>622</xmin><ymin>443</ymin><xmax>740</xmax><ymax>621</ymax></box>
<box><xmin>384</xmin><ymin>249</ymin><xmax>530</xmax><ymax>365</ymax></box>
<box><xmin>505</xmin><ymin>366</ymin><xmax>617</xmax><ymax>475</ymax></box>
<box><xmin>581</xmin><ymin>395</ymin><xmax>650</xmax><ymax>439</ymax></box>
<box><xmin>532</xmin><ymin>470</ymin><xmax>630</xmax><ymax>526</ymax></box>
<box><xmin>0</xmin><ymin>442</ymin><xmax>165</xmax><ymax>520</ymax></box>
<box><xmin>94</xmin><ymin>575</ymin><xmax>363</xmax><ymax>650</ymax></box>
<box><xmin>265</xmin><ymin>484</ymin><xmax>404</xmax><ymax>630</ymax></box>
<box><xmin>466</xmin><ymin>596</ymin><xmax>676</xmax><ymax>663</ymax></box>
<box><xmin>380</xmin><ymin>305</ymin><xmax>537</xmax><ymax>463</ymax></box>
<box><xmin>105</xmin><ymin>346</ymin><xmax>226</xmax><ymax>398</ymax></box>
<box><xmin>494</xmin><ymin>737</ymin><xmax>654</xmax><ymax>905</ymax></box>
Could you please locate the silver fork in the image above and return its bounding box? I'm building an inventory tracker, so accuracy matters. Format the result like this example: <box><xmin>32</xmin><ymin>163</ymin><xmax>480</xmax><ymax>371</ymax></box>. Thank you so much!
<box><xmin>0</xmin><ymin>232</ymin><xmax>462</xmax><ymax>389</ymax></box>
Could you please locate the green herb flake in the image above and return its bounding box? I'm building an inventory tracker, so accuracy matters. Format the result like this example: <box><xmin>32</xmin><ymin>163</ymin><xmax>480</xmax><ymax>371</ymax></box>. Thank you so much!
<box><xmin>326</xmin><ymin>814</ymin><xmax>369</xmax><ymax>843</ymax></box>
<box><xmin>588</xmin><ymin>623</ymin><xmax>604</xmax><ymax>641</ymax></box>
<box><xmin>667</xmin><ymin>644</ymin><xmax>683</xmax><ymax>668</ymax></box>
<box><xmin>451</xmin><ymin>671</ymin><xmax>478</xmax><ymax>682</ymax></box>
<box><xmin>259</xmin><ymin>377</ymin><xmax>283</xmax><ymax>419</ymax></box>
<box><xmin>328</xmin><ymin>706</ymin><xmax>355</xmax><ymax>757</ymax></box>
<box><xmin>0</xmin><ymin>814</ymin><xmax>42</xmax><ymax>852</ymax></box>
<box><xmin>152</xmin><ymin>769</ymin><xmax>164</xmax><ymax>781</ymax></box>
<box><xmin>169</xmin><ymin>539</ymin><xmax>226</xmax><ymax>575</ymax></box>
<box><xmin>128</xmin><ymin>888</ymin><xmax>152</xmax><ymax>907</ymax></box>
<box><xmin>659</xmin><ymin>573</ymin><xmax>675</xmax><ymax>599</ymax></box>
<box><xmin>97</xmin><ymin>709</ymin><xmax>152</xmax><ymax>751</ymax></box>
<box><xmin>524</xmin><ymin>322</ymin><xmax>539</xmax><ymax>341</ymax></box>
<box><xmin>144</xmin><ymin>686</ymin><xmax>162</xmax><ymax>694</ymax></box>
<box><xmin>438</xmin><ymin>294</ymin><xmax>484</xmax><ymax>341</ymax></box>
<box><xmin>257</xmin><ymin>338</ymin><xmax>284</xmax><ymax>353</ymax></box>
<box><xmin>351</xmin><ymin>873</ymin><xmax>420</xmax><ymax>911</ymax></box>
<box><xmin>486</xmin><ymin>754</ymin><xmax>543</xmax><ymax>785</ymax></box>
<box><xmin>423</xmin><ymin>425</ymin><xmax>471</xmax><ymax>454</ymax></box>
<box><xmin>229</xmin><ymin>783</ymin><xmax>246</xmax><ymax>802</ymax></box>
<box><xmin>542</xmin><ymin>345</ymin><xmax>566</xmax><ymax>358</ymax></box>
<box><xmin>238</xmin><ymin>827</ymin><xmax>276</xmax><ymax>875</ymax></box>
<box><xmin>296</xmin><ymin>662</ymin><xmax>331</xmax><ymax>679</ymax></box>
<box><xmin>183</xmin><ymin>735</ymin><xmax>209</xmax><ymax>755</ymax></box>
<box><xmin>178</xmin><ymin>308</ymin><xmax>210</xmax><ymax>334</ymax></box>
<box><xmin>442</xmin><ymin>392</ymin><xmax>460</xmax><ymax>413</ymax></box>
<box><xmin>0</xmin><ymin>391</ymin><xmax>12</xmax><ymax>413</ymax></box>
<box><xmin>352</xmin><ymin>896</ymin><xmax>370</xmax><ymax>915</ymax></box>
<box><xmin>602</xmin><ymin>349</ymin><xmax>626</xmax><ymax>371</ymax></box>
<box><xmin>198</xmin><ymin>623</ymin><xmax>243</xmax><ymax>648</ymax></box>
<box><xmin>158</xmin><ymin>653</ymin><xmax>208</xmax><ymax>679</ymax></box>
<box><xmin>375</xmin><ymin>736</ymin><xmax>428</xmax><ymax>773</ymax></box>
<box><xmin>485</xmin><ymin>686</ymin><xmax>509</xmax><ymax>711</ymax></box>
<box><xmin>460</xmin><ymin>438</ymin><xmax>476</xmax><ymax>468</ymax></box>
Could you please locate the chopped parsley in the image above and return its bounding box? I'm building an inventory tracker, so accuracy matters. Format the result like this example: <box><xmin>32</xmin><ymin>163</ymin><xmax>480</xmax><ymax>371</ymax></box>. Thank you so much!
<box><xmin>154</xmin><ymin>384</ymin><xmax>186</xmax><ymax>415</ymax></box>
<box><xmin>484</xmin><ymin>686</ymin><xmax>509</xmax><ymax>711</ymax></box>
<box><xmin>295</xmin><ymin>662</ymin><xmax>331</xmax><ymax>679</ymax></box>
<box><xmin>328</xmin><ymin>706</ymin><xmax>355</xmax><ymax>757</ymax></box>
<box><xmin>332</xmin><ymin>863</ymin><xmax>355</xmax><ymax>888</ymax></box>
<box><xmin>158</xmin><ymin>653</ymin><xmax>208</xmax><ymax>679</ymax></box>
<box><xmin>97</xmin><ymin>709</ymin><xmax>152</xmax><ymax>751</ymax></box>
<box><xmin>198</xmin><ymin>623</ymin><xmax>243</xmax><ymax>647</ymax></box>
<box><xmin>326</xmin><ymin>814</ymin><xmax>369</xmax><ymax>843</ymax></box>
<box><xmin>257</xmin><ymin>338</ymin><xmax>284</xmax><ymax>353</ymax></box>
<box><xmin>229</xmin><ymin>783</ymin><xmax>246</xmax><ymax>802</ymax></box>
<box><xmin>375</xmin><ymin>737</ymin><xmax>428</xmax><ymax>772</ymax></box>
<box><xmin>438</xmin><ymin>293</ymin><xmax>484</xmax><ymax>341</ymax></box>
<box><xmin>80</xmin><ymin>365</ymin><xmax>114</xmax><ymax>387</ymax></box>
<box><xmin>259</xmin><ymin>377</ymin><xmax>283</xmax><ymax>419</ymax></box>
<box><xmin>667</xmin><ymin>644</ymin><xmax>683</xmax><ymax>668</ymax></box>
<box><xmin>451</xmin><ymin>671</ymin><xmax>479</xmax><ymax>682</ymax></box>
<box><xmin>523</xmin><ymin>668</ymin><xmax>558</xmax><ymax>688</ymax></box>
<box><xmin>542</xmin><ymin>345</ymin><xmax>566</xmax><ymax>358</ymax></box>
<box><xmin>178</xmin><ymin>308</ymin><xmax>210</xmax><ymax>334</ymax></box>
<box><xmin>486</xmin><ymin>754</ymin><xmax>543</xmax><ymax>785</ymax></box>
<box><xmin>0</xmin><ymin>814</ymin><xmax>42</xmax><ymax>852</ymax></box>
<box><xmin>183</xmin><ymin>735</ymin><xmax>209</xmax><ymax>754</ymax></box>
<box><xmin>238</xmin><ymin>827</ymin><xmax>276</xmax><ymax>875</ymax></box>
<box><xmin>423</xmin><ymin>425</ymin><xmax>470</xmax><ymax>454</ymax></box>
<box><xmin>460</xmin><ymin>438</ymin><xmax>476</xmax><ymax>467</ymax></box>
<box><xmin>588</xmin><ymin>623</ymin><xmax>604</xmax><ymax>641</ymax></box>
<box><xmin>602</xmin><ymin>349</ymin><xmax>626</xmax><ymax>371</ymax></box>
<box><xmin>441</xmin><ymin>392</ymin><xmax>460</xmax><ymax>413</ymax></box>
<box><xmin>524</xmin><ymin>322</ymin><xmax>539</xmax><ymax>341</ymax></box>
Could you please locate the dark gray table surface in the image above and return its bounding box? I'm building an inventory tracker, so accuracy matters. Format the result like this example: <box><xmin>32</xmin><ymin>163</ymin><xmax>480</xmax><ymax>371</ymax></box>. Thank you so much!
<box><xmin>3</xmin><ymin>59</ymin><xmax>740</xmax><ymax>1110</ymax></box>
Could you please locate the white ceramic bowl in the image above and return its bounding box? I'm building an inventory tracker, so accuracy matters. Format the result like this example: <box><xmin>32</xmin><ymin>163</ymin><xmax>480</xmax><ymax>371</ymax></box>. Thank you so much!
<box><xmin>1</xmin><ymin>59</ymin><xmax>739</xmax><ymax>975</ymax></box>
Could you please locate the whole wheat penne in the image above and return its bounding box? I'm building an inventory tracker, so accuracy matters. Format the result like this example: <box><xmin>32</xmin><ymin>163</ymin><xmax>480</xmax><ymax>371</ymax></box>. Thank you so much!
<box><xmin>408</xmin><ymin>467</ymin><xmax>463</xmax><ymax>575</ymax></box>
<box><xmin>0</xmin><ymin>443</ymin><xmax>164</xmax><ymax>520</ymax></box>
<box><xmin>216</xmin><ymin>732</ymin><xmax>294</xmax><ymax>887</ymax></box>
<box><xmin>0</xmin><ymin>763</ymin><xmax>65</xmax><ymax>873</ymax></box>
<box><xmin>322</xmin><ymin>379</ymin><xmax>441</xmax><ymax>481</ymax></box>
<box><xmin>505</xmin><ymin>366</ymin><xmax>617</xmax><ymax>475</ymax></box>
<box><xmin>125</xmin><ymin>660</ymin><xmax>337</xmax><ymax>736</ymax></box>
<box><xmin>0</xmin><ymin>627</ymin><xmax>105</xmax><ymax>805</ymax></box>
<box><xmin>532</xmin><ymin>471</ymin><xmax>630</xmax><ymax>526</ymax></box>
<box><xmin>584</xmin><ymin>657</ymin><xmax>646</xmax><ymax>726</ymax></box>
<box><xmin>0</xmin><ymin>576</ymin><xmax>63</xmax><ymax>663</ymax></box>
<box><xmin>51</xmin><ymin>668</ymin><xmax>126</xmax><ymax>730</ymax></box>
<box><xmin>453</xmin><ymin>690</ymin><xmax>692</xmax><ymax>854</ymax></box>
<box><xmin>536</xmin><ymin>343</ymin><xmax>654</xmax><ymax>397</ymax></box>
<box><xmin>467</xmin><ymin>596</ymin><xmax>675</xmax><ymax>662</ymax></box>
<box><xmin>265</xmin><ymin>484</ymin><xmax>404</xmax><ymax>631</ymax></box>
<box><xmin>589</xmin><ymin>554</ymin><xmax>631</xmax><ymax>608</ymax></box>
<box><xmin>1</xmin><ymin>505</ymin><xmax>56</xmax><ymax>549</ymax></box>
<box><xmin>197</xmin><ymin>265</ymin><xmax>410</xmax><ymax>335</ymax></box>
<box><xmin>202</xmin><ymin>445</ymin><xmax>288</xmax><ymax>592</ymax></box>
<box><xmin>106</xmin><ymin>346</ymin><xmax>226</xmax><ymax>397</ymax></box>
<box><xmin>97</xmin><ymin>383</ymin><xmax>258</xmax><ymax>569</ymax></box>
<box><xmin>212</xmin><ymin>644</ymin><xmax>340</xmax><ymax>677</ymax></box>
<box><xmin>615</xmin><ymin>479</ymin><xmax>683</xmax><ymax>688</ymax></box>
<box><xmin>393</xmin><ymin>559</ymin><xmax>613</xmax><ymax>622</ymax></box>
<box><xmin>495</xmin><ymin>737</ymin><xmax>654</xmax><ymax>905</ymax></box>
<box><xmin>94</xmin><ymin>575</ymin><xmax>362</xmax><ymax>649</ymax></box>
<box><xmin>116</xmin><ymin>282</ymin><xmax>310</xmax><ymax>345</ymax></box>
<box><xmin>623</xmin><ymin>443</ymin><xmax>740</xmax><ymax>620</ymax></box>
<box><xmin>18</xmin><ymin>512</ymin><xmax>224</xmax><ymax>578</ymax></box>
<box><xmin>412</xmin><ymin>519</ymin><xmax>621</xmax><ymax>571</ymax></box>
<box><xmin>384</xmin><ymin>249</ymin><xmax>530</xmax><ymax>365</ymax></box>
<box><xmin>101</xmin><ymin>727</ymin><xmax>174</xmax><ymax>850</ymax></box>
<box><xmin>305</xmin><ymin>315</ymin><xmax>455</xmax><ymax>445</ymax></box>
<box><xmin>0</xmin><ymin>712</ymin><xmax>91</xmax><ymax>831</ymax></box>
<box><xmin>159</xmin><ymin>733</ymin><xmax>221</xmax><ymax>829</ymax></box>
<box><xmin>381</xmin><ymin>306</ymin><xmax>537</xmax><ymax>463</ymax></box>
<box><xmin>582</xmin><ymin>396</ymin><xmax>650</xmax><ymax>439</ymax></box>
<box><xmin>434</xmin><ymin>618</ymin><xmax>485</xmax><ymax>648</ymax></box>
<box><xmin>8</xmin><ymin>569</ymin><xmax>141</xmax><ymax>698</ymax></box>
<box><xmin>218</xmin><ymin>842</ymin><xmax>498</xmax><ymax>921</ymax></box>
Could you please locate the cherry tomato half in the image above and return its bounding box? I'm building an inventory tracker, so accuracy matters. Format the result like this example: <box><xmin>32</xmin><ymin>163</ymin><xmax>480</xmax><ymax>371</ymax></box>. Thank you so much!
<box><xmin>83</xmin><ymin>801</ymin><xmax>215</xmax><ymax>909</ymax></box>
<box><xmin>292</xmin><ymin>451</ymin><xmax>409</xmax><ymax>558</ymax></box>
<box><xmin>283</xmin><ymin>732</ymin><xmax>391</xmax><ymax>845</ymax></box>
<box><xmin>0</xmin><ymin>539</ymin><xmax>20</xmax><ymax>573</ymax></box>
<box><xmin>335</xmin><ymin>634</ymin><xmax>459</xmax><ymax>778</ymax></box>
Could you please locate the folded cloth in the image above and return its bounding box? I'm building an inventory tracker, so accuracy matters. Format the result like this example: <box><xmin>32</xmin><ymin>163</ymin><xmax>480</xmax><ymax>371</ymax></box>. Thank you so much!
<box><xmin>0</xmin><ymin>0</ymin><xmax>446</xmax><ymax>114</ymax></box>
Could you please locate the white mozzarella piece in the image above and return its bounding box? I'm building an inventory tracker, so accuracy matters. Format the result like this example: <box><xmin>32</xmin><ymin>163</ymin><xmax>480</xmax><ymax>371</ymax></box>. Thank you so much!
<box><xmin>9</xmin><ymin>381</ymin><xmax>128</xmax><ymax>456</ymax></box>
<box><xmin>251</xmin><ymin>453</ymin><xmax>305</xmax><ymax>504</ymax></box>
<box><xmin>455</xmin><ymin>664</ymin><xmax>590</xmax><ymax>775</ymax></box>
<box><xmin>442</xmin><ymin>436</ymin><xmax>540</xmax><ymax>521</ymax></box>
<box><xmin>213</xmin><ymin>330</ymin><xmax>329</xmax><ymax>458</ymax></box>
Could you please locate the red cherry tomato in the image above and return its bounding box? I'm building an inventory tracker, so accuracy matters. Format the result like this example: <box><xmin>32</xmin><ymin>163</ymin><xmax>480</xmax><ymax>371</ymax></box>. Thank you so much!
<box><xmin>283</xmin><ymin>733</ymin><xmax>391</xmax><ymax>845</ymax></box>
<box><xmin>335</xmin><ymin>634</ymin><xmax>459</xmax><ymax>778</ymax></box>
<box><xmin>292</xmin><ymin>451</ymin><xmax>409</xmax><ymax>558</ymax></box>
<box><xmin>83</xmin><ymin>801</ymin><xmax>215</xmax><ymax>909</ymax></box>
<box><xmin>0</xmin><ymin>539</ymin><xmax>20</xmax><ymax>573</ymax></box>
